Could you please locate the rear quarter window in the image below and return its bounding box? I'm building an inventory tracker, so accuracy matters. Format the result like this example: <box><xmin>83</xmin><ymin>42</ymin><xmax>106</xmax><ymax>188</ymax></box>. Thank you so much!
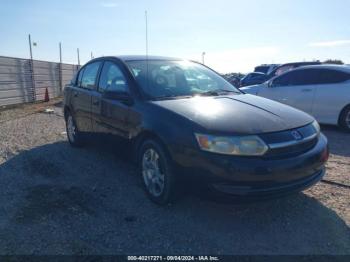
<box><xmin>319</xmin><ymin>69</ymin><xmax>350</xmax><ymax>84</ymax></box>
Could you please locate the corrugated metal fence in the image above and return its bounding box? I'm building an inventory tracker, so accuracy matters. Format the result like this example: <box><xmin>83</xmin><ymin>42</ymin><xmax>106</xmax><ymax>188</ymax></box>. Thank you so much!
<box><xmin>0</xmin><ymin>56</ymin><xmax>79</xmax><ymax>107</ymax></box>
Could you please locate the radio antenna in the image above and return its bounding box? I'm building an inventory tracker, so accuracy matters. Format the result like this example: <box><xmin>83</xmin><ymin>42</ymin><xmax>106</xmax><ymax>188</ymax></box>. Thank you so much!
<box><xmin>145</xmin><ymin>11</ymin><xmax>149</xmax><ymax>58</ymax></box>
<box><xmin>145</xmin><ymin>11</ymin><xmax>149</xmax><ymax>89</ymax></box>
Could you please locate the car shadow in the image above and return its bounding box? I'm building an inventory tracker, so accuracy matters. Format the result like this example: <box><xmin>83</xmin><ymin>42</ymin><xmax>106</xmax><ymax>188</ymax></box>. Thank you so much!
<box><xmin>0</xmin><ymin>140</ymin><xmax>349</xmax><ymax>255</ymax></box>
<box><xmin>321</xmin><ymin>124</ymin><xmax>350</xmax><ymax>157</ymax></box>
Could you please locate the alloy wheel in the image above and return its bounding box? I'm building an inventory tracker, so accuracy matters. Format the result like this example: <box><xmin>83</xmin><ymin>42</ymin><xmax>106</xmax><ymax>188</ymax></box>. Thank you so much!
<box><xmin>67</xmin><ymin>115</ymin><xmax>76</xmax><ymax>143</ymax></box>
<box><xmin>142</xmin><ymin>148</ymin><xmax>165</xmax><ymax>197</ymax></box>
<box><xmin>346</xmin><ymin>111</ymin><xmax>350</xmax><ymax>128</ymax></box>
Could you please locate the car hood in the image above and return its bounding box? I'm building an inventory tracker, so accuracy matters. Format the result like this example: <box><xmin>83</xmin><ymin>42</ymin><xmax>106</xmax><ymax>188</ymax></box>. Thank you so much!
<box><xmin>150</xmin><ymin>94</ymin><xmax>314</xmax><ymax>134</ymax></box>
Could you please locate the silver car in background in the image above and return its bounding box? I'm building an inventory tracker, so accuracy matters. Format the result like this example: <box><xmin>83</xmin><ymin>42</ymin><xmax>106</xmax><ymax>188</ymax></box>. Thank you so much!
<box><xmin>242</xmin><ymin>65</ymin><xmax>350</xmax><ymax>132</ymax></box>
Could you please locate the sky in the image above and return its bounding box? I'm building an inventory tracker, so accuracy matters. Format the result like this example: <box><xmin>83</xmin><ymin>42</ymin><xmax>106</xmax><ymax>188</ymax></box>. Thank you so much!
<box><xmin>1</xmin><ymin>0</ymin><xmax>350</xmax><ymax>73</ymax></box>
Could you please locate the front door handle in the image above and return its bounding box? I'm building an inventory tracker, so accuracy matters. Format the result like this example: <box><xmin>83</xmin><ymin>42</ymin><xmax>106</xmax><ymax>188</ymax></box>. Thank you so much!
<box><xmin>73</xmin><ymin>91</ymin><xmax>78</xmax><ymax>97</ymax></box>
<box><xmin>302</xmin><ymin>89</ymin><xmax>312</xmax><ymax>92</ymax></box>
<box><xmin>92</xmin><ymin>100</ymin><xmax>100</xmax><ymax>106</ymax></box>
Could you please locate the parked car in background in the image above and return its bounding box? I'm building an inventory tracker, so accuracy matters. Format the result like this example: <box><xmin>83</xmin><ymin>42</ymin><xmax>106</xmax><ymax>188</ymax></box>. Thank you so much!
<box><xmin>64</xmin><ymin>56</ymin><xmax>328</xmax><ymax>204</ymax></box>
<box><xmin>241</xmin><ymin>65</ymin><xmax>350</xmax><ymax>131</ymax></box>
<box><xmin>226</xmin><ymin>75</ymin><xmax>241</xmax><ymax>87</ymax></box>
<box><xmin>240</xmin><ymin>72</ymin><xmax>268</xmax><ymax>87</ymax></box>
<box><xmin>241</xmin><ymin>62</ymin><xmax>320</xmax><ymax>89</ymax></box>
<box><xmin>254</xmin><ymin>64</ymin><xmax>279</xmax><ymax>75</ymax></box>
<box><xmin>267</xmin><ymin>61</ymin><xmax>321</xmax><ymax>79</ymax></box>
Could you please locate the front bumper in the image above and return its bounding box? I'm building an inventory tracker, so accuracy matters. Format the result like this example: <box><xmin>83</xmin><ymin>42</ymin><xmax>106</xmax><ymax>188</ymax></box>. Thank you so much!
<box><xmin>210</xmin><ymin>168</ymin><xmax>325</xmax><ymax>197</ymax></box>
<box><xmin>171</xmin><ymin>134</ymin><xmax>328</xmax><ymax>196</ymax></box>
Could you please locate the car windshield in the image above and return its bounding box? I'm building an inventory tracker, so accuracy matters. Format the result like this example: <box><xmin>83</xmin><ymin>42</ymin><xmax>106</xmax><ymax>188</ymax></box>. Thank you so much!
<box><xmin>126</xmin><ymin>60</ymin><xmax>241</xmax><ymax>100</ymax></box>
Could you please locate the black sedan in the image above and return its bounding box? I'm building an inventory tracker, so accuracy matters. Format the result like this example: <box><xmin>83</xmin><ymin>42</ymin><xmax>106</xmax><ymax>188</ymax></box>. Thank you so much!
<box><xmin>63</xmin><ymin>56</ymin><xmax>328</xmax><ymax>205</ymax></box>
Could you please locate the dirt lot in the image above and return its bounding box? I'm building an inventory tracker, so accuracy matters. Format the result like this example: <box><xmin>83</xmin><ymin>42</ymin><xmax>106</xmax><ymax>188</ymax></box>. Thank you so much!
<box><xmin>0</xmin><ymin>100</ymin><xmax>349</xmax><ymax>255</ymax></box>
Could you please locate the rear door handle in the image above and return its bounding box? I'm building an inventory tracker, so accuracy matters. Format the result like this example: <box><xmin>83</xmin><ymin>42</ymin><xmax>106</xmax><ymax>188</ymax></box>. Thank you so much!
<box><xmin>73</xmin><ymin>91</ymin><xmax>78</xmax><ymax>97</ymax></box>
<box><xmin>302</xmin><ymin>89</ymin><xmax>312</xmax><ymax>92</ymax></box>
<box><xmin>92</xmin><ymin>100</ymin><xmax>100</xmax><ymax>106</ymax></box>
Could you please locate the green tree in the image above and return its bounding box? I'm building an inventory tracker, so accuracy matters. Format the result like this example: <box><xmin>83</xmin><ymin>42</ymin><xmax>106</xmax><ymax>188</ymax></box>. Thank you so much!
<box><xmin>323</xmin><ymin>59</ymin><xmax>344</xmax><ymax>65</ymax></box>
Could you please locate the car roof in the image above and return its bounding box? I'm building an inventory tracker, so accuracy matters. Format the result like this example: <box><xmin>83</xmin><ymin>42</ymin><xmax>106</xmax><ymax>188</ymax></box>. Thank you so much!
<box><xmin>102</xmin><ymin>55</ymin><xmax>185</xmax><ymax>62</ymax></box>
<box><xmin>291</xmin><ymin>64</ymin><xmax>350</xmax><ymax>73</ymax></box>
<box><xmin>279</xmin><ymin>61</ymin><xmax>321</xmax><ymax>67</ymax></box>
<box><xmin>267</xmin><ymin>61</ymin><xmax>322</xmax><ymax>76</ymax></box>
<box><xmin>255</xmin><ymin>64</ymin><xmax>279</xmax><ymax>67</ymax></box>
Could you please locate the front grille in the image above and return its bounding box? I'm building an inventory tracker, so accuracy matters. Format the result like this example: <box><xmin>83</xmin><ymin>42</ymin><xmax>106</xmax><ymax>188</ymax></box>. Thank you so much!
<box><xmin>260</xmin><ymin>123</ymin><xmax>319</xmax><ymax>158</ymax></box>
<box><xmin>265</xmin><ymin>136</ymin><xmax>318</xmax><ymax>157</ymax></box>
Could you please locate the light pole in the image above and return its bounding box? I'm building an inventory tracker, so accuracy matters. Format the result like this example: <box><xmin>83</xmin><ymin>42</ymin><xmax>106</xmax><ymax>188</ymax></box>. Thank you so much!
<box><xmin>202</xmin><ymin>52</ymin><xmax>206</xmax><ymax>64</ymax></box>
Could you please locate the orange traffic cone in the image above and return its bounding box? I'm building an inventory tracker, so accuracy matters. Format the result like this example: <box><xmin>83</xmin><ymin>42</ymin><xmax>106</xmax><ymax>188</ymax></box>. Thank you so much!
<box><xmin>44</xmin><ymin>87</ymin><xmax>50</xmax><ymax>102</ymax></box>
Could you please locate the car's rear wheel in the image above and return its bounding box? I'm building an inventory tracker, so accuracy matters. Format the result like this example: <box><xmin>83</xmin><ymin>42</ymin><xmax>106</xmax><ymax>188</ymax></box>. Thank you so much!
<box><xmin>66</xmin><ymin>112</ymin><xmax>84</xmax><ymax>147</ymax></box>
<box><xmin>139</xmin><ymin>139</ymin><xmax>177</xmax><ymax>205</ymax></box>
<box><xmin>339</xmin><ymin>105</ymin><xmax>350</xmax><ymax>132</ymax></box>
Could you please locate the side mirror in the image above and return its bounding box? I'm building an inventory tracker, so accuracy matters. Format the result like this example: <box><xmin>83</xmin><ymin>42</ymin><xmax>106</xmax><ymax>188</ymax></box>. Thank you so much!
<box><xmin>103</xmin><ymin>91</ymin><xmax>134</xmax><ymax>105</ymax></box>
<box><xmin>267</xmin><ymin>80</ymin><xmax>274</xmax><ymax>88</ymax></box>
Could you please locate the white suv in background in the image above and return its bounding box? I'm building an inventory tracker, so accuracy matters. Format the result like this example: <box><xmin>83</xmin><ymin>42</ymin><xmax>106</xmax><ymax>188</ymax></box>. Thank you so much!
<box><xmin>241</xmin><ymin>65</ymin><xmax>350</xmax><ymax>131</ymax></box>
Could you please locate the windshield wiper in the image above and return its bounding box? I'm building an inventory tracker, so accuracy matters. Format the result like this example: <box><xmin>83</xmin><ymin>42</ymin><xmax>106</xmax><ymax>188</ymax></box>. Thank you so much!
<box><xmin>152</xmin><ymin>94</ymin><xmax>193</xmax><ymax>101</ymax></box>
<box><xmin>151</xmin><ymin>89</ymin><xmax>240</xmax><ymax>100</ymax></box>
<box><xmin>197</xmin><ymin>89</ymin><xmax>241</xmax><ymax>96</ymax></box>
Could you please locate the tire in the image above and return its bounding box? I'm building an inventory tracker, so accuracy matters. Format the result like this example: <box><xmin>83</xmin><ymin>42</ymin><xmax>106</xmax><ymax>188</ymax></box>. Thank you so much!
<box><xmin>138</xmin><ymin>139</ymin><xmax>177</xmax><ymax>205</ymax></box>
<box><xmin>65</xmin><ymin>111</ymin><xmax>85</xmax><ymax>147</ymax></box>
<box><xmin>339</xmin><ymin>105</ymin><xmax>350</xmax><ymax>132</ymax></box>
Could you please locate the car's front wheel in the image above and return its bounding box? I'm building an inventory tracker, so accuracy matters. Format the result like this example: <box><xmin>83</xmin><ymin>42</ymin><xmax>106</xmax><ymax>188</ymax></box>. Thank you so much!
<box><xmin>139</xmin><ymin>139</ymin><xmax>177</xmax><ymax>205</ymax></box>
<box><xmin>339</xmin><ymin>105</ymin><xmax>350</xmax><ymax>132</ymax></box>
<box><xmin>65</xmin><ymin>111</ymin><xmax>84</xmax><ymax>147</ymax></box>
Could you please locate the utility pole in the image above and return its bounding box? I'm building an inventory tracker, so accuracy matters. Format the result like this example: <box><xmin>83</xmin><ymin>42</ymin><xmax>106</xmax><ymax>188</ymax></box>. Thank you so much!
<box><xmin>59</xmin><ymin>42</ymin><xmax>63</xmax><ymax>91</ymax></box>
<box><xmin>59</xmin><ymin>42</ymin><xmax>62</xmax><ymax>63</ymax></box>
<box><xmin>91</xmin><ymin>51</ymin><xmax>93</xmax><ymax>60</ymax></box>
<box><xmin>28</xmin><ymin>34</ymin><xmax>36</xmax><ymax>101</ymax></box>
<box><xmin>28</xmin><ymin>34</ymin><xmax>33</xmax><ymax>60</ymax></box>
<box><xmin>77</xmin><ymin>48</ymin><xmax>80</xmax><ymax>66</ymax></box>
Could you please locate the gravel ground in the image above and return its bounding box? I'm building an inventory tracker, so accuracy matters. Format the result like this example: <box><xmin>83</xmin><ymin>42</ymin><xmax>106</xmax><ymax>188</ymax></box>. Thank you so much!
<box><xmin>0</xmin><ymin>100</ymin><xmax>349</xmax><ymax>255</ymax></box>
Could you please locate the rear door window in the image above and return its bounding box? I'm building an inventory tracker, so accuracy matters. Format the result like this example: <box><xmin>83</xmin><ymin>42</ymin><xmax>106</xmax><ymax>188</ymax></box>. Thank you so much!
<box><xmin>272</xmin><ymin>69</ymin><xmax>325</xmax><ymax>87</ymax></box>
<box><xmin>81</xmin><ymin>62</ymin><xmax>102</xmax><ymax>90</ymax></box>
<box><xmin>289</xmin><ymin>69</ymin><xmax>320</xmax><ymax>86</ymax></box>
<box><xmin>304</xmin><ymin>69</ymin><xmax>322</xmax><ymax>85</ymax></box>
<box><xmin>76</xmin><ymin>68</ymin><xmax>85</xmax><ymax>87</ymax></box>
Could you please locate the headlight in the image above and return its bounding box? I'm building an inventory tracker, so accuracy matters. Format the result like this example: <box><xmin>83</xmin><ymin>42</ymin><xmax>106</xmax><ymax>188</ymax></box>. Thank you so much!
<box><xmin>312</xmin><ymin>120</ymin><xmax>321</xmax><ymax>135</ymax></box>
<box><xmin>195</xmin><ymin>134</ymin><xmax>268</xmax><ymax>156</ymax></box>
